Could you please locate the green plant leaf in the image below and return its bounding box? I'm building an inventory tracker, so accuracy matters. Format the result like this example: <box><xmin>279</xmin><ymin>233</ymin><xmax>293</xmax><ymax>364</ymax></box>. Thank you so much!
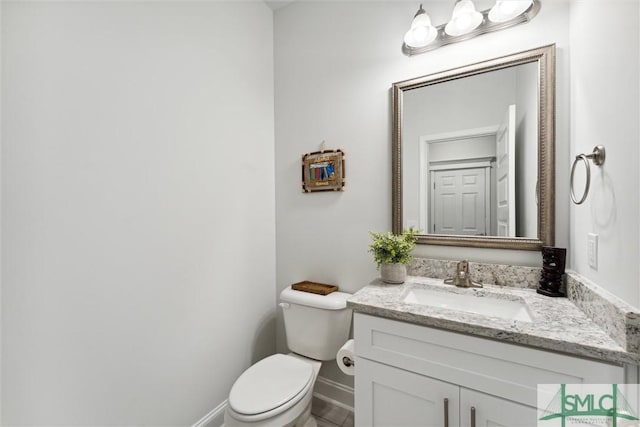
<box><xmin>368</xmin><ymin>228</ymin><xmax>418</xmax><ymax>268</ymax></box>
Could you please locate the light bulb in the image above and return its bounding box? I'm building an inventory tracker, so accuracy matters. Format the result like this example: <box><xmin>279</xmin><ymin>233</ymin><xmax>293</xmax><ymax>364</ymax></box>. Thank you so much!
<box><xmin>488</xmin><ymin>0</ymin><xmax>533</xmax><ymax>23</ymax></box>
<box><xmin>404</xmin><ymin>25</ymin><xmax>438</xmax><ymax>48</ymax></box>
<box><xmin>404</xmin><ymin>6</ymin><xmax>438</xmax><ymax>48</ymax></box>
<box><xmin>445</xmin><ymin>0</ymin><xmax>483</xmax><ymax>36</ymax></box>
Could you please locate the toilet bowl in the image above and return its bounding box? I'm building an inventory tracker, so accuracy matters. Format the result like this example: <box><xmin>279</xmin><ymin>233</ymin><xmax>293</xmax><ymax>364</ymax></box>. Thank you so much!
<box><xmin>224</xmin><ymin>288</ymin><xmax>352</xmax><ymax>427</ymax></box>
<box><xmin>224</xmin><ymin>353</ymin><xmax>321</xmax><ymax>427</ymax></box>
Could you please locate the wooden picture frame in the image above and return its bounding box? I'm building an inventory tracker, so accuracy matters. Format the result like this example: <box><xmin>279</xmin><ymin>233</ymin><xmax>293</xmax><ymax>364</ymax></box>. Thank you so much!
<box><xmin>302</xmin><ymin>149</ymin><xmax>345</xmax><ymax>192</ymax></box>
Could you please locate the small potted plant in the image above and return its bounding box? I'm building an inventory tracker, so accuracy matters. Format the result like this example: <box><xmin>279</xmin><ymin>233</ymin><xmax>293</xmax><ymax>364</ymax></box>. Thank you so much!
<box><xmin>368</xmin><ymin>228</ymin><xmax>418</xmax><ymax>284</ymax></box>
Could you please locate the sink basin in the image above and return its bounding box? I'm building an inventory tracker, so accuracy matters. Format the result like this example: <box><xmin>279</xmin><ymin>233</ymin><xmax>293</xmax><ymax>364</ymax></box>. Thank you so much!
<box><xmin>403</xmin><ymin>287</ymin><xmax>533</xmax><ymax>322</ymax></box>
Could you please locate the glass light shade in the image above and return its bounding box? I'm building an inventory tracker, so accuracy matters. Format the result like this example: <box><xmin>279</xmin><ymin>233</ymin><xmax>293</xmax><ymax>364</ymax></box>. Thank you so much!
<box><xmin>488</xmin><ymin>0</ymin><xmax>533</xmax><ymax>23</ymax></box>
<box><xmin>404</xmin><ymin>24</ymin><xmax>438</xmax><ymax>48</ymax></box>
<box><xmin>411</xmin><ymin>12</ymin><xmax>432</xmax><ymax>29</ymax></box>
<box><xmin>404</xmin><ymin>9</ymin><xmax>438</xmax><ymax>48</ymax></box>
<box><xmin>445</xmin><ymin>0</ymin><xmax>483</xmax><ymax>36</ymax></box>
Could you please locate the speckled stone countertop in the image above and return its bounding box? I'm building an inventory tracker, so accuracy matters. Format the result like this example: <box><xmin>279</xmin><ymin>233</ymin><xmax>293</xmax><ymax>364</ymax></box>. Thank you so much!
<box><xmin>348</xmin><ymin>276</ymin><xmax>640</xmax><ymax>365</ymax></box>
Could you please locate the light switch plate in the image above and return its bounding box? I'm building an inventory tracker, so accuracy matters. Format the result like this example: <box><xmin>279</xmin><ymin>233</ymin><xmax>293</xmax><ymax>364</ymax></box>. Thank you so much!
<box><xmin>588</xmin><ymin>233</ymin><xmax>598</xmax><ymax>270</ymax></box>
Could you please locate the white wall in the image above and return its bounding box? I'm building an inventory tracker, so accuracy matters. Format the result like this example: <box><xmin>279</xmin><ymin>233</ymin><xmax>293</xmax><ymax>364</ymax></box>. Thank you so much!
<box><xmin>275</xmin><ymin>0</ymin><xmax>570</xmax><ymax>388</ymax></box>
<box><xmin>428</xmin><ymin>137</ymin><xmax>496</xmax><ymax>162</ymax></box>
<box><xmin>569</xmin><ymin>0</ymin><xmax>640</xmax><ymax>307</ymax></box>
<box><xmin>1</xmin><ymin>1</ymin><xmax>275</xmax><ymax>424</ymax></box>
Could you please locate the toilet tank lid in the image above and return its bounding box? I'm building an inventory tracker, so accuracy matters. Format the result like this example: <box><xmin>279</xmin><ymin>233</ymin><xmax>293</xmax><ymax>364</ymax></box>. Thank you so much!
<box><xmin>280</xmin><ymin>287</ymin><xmax>352</xmax><ymax>310</ymax></box>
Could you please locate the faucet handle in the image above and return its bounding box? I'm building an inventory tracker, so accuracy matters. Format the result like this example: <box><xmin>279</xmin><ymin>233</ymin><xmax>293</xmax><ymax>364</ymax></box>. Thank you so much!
<box><xmin>456</xmin><ymin>260</ymin><xmax>470</xmax><ymax>278</ymax></box>
<box><xmin>446</xmin><ymin>260</ymin><xmax>483</xmax><ymax>288</ymax></box>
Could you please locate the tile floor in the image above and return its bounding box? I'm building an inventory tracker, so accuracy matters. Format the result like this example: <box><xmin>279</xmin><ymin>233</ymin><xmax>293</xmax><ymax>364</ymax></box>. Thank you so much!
<box><xmin>311</xmin><ymin>396</ymin><xmax>354</xmax><ymax>427</ymax></box>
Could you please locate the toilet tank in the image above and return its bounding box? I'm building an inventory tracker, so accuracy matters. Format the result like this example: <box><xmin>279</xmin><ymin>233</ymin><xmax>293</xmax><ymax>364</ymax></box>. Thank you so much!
<box><xmin>280</xmin><ymin>288</ymin><xmax>352</xmax><ymax>361</ymax></box>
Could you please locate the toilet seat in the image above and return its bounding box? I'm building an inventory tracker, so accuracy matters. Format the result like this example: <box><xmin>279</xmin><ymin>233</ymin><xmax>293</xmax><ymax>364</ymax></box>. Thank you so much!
<box><xmin>228</xmin><ymin>354</ymin><xmax>314</xmax><ymax>422</ymax></box>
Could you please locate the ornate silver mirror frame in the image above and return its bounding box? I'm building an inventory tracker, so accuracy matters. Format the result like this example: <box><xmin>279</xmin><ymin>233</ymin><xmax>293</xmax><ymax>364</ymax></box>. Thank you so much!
<box><xmin>392</xmin><ymin>44</ymin><xmax>555</xmax><ymax>250</ymax></box>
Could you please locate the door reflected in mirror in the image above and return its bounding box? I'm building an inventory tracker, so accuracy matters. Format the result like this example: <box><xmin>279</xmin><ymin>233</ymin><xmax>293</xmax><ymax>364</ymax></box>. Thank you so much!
<box><xmin>392</xmin><ymin>45</ymin><xmax>555</xmax><ymax>250</ymax></box>
<box><xmin>402</xmin><ymin>62</ymin><xmax>538</xmax><ymax>238</ymax></box>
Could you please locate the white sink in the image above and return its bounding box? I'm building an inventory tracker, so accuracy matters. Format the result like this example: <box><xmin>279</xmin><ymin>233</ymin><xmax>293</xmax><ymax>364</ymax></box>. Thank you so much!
<box><xmin>403</xmin><ymin>287</ymin><xmax>533</xmax><ymax>322</ymax></box>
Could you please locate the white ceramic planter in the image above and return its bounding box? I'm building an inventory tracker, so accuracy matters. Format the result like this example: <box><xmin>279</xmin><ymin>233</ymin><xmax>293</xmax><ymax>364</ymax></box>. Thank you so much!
<box><xmin>380</xmin><ymin>263</ymin><xmax>407</xmax><ymax>284</ymax></box>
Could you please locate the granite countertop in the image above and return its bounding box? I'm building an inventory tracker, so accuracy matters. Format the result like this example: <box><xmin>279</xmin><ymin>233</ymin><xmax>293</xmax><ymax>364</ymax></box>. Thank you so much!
<box><xmin>347</xmin><ymin>276</ymin><xmax>640</xmax><ymax>365</ymax></box>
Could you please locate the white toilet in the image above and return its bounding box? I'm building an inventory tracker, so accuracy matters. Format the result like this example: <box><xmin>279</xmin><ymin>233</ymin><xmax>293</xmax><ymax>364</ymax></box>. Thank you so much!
<box><xmin>224</xmin><ymin>287</ymin><xmax>352</xmax><ymax>427</ymax></box>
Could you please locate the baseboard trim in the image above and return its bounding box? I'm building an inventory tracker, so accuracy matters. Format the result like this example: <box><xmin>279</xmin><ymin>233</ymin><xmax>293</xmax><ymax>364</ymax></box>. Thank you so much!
<box><xmin>193</xmin><ymin>399</ymin><xmax>227</xmax><ymax>427</ymax></box>
<box><xmin>313</xmin><ymin>376</ymin><xmax>354</xmax><ymax>411</ymax></box>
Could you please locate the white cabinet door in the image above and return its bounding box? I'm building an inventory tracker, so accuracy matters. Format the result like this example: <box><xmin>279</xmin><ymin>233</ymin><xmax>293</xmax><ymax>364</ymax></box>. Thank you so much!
<box><xmin>460</xmin><ymin>388</ymin><xmax>537</xmax><ymax>427</ymax></box>
<box><xmin>356</xmin><ymin>358</ymin><xmax>460</xmax><ymax>427</ymax></box>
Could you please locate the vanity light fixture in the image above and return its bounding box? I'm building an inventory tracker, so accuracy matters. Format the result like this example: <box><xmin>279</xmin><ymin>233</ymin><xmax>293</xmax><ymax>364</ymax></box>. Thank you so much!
<box><xmin>403</xmin><ymin>0</ymin><xmax>540</xmax><ymax>55</ymax></box>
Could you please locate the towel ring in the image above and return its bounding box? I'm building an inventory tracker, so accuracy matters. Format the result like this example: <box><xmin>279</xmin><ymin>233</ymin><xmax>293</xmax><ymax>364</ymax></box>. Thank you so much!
<box><xmin>570</xmin><ymin>145</ymin><xmax>606</xmax><ymax>205</ymax></box>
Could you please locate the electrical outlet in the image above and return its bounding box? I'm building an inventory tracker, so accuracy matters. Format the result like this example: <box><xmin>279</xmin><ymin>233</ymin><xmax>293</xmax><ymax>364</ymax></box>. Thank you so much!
<box><xmin>587</xmin><ymin>233</ymin><xmax>598</xmax><ymax>270</ymax></box>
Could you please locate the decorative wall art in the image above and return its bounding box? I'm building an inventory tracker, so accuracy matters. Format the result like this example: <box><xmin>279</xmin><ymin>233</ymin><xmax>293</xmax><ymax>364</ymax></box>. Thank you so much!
<box><xmin>301</xmin><ymin>149</ymin><xmax>345</xmax><ymax>192</ymax></box>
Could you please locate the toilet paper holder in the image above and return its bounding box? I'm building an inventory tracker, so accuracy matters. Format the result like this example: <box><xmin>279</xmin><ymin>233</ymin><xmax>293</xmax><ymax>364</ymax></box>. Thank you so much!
<box><xmin>342</xmin><ymin>356</ymin><xmax>355</xmax><ymax>367</ymax></box>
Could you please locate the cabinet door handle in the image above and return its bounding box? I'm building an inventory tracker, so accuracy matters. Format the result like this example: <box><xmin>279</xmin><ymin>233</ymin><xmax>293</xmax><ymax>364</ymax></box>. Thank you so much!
<box><xmin>443</xmin><ymin>398</ymin><xmax>449</xmax><ymax>427</ymax></box>
<box><xmin>470</xmin><ymin>406</ymin><xmax>476</xmax><ymax>427</ymax></box>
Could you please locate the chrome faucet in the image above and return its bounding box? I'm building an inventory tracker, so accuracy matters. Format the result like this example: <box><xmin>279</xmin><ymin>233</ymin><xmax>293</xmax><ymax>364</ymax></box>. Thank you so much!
<box><xmin>444</xmin><ymin>260</ymin><xmax>483</xmax><ymax>288</ymax></box>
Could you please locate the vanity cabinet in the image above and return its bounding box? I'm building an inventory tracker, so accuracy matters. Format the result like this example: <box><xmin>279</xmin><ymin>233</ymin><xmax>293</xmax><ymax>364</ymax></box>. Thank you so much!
<box><xmin>354</xmin><ymin>313</ymin><xmax>625</xmax><ymax>427</ymax></box>
<box><xmin>358</xmin><ymin>358</ymin><xmax>535</xmax><ymax>426</ymax></box>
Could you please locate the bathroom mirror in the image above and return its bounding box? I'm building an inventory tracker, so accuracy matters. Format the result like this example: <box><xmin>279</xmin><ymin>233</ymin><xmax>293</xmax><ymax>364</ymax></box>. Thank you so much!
<box><xmin>392</xmin><ymin>44</ymin><xmax>555</xmax><ymax>250</ymax></box>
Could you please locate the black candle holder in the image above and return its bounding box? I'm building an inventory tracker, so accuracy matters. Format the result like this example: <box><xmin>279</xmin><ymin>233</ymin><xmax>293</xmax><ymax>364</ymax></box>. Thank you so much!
<box><xmin>537</xmin><ymin>246</ymin><xmax>566</xmax><ymax>297</ymax></box>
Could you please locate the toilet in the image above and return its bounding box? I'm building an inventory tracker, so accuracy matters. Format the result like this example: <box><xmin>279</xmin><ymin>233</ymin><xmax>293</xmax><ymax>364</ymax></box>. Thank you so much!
<box><xmin>224</xmin><ymin>287</ymin><xmax>352</xmax><ymax>427</ymax></box>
